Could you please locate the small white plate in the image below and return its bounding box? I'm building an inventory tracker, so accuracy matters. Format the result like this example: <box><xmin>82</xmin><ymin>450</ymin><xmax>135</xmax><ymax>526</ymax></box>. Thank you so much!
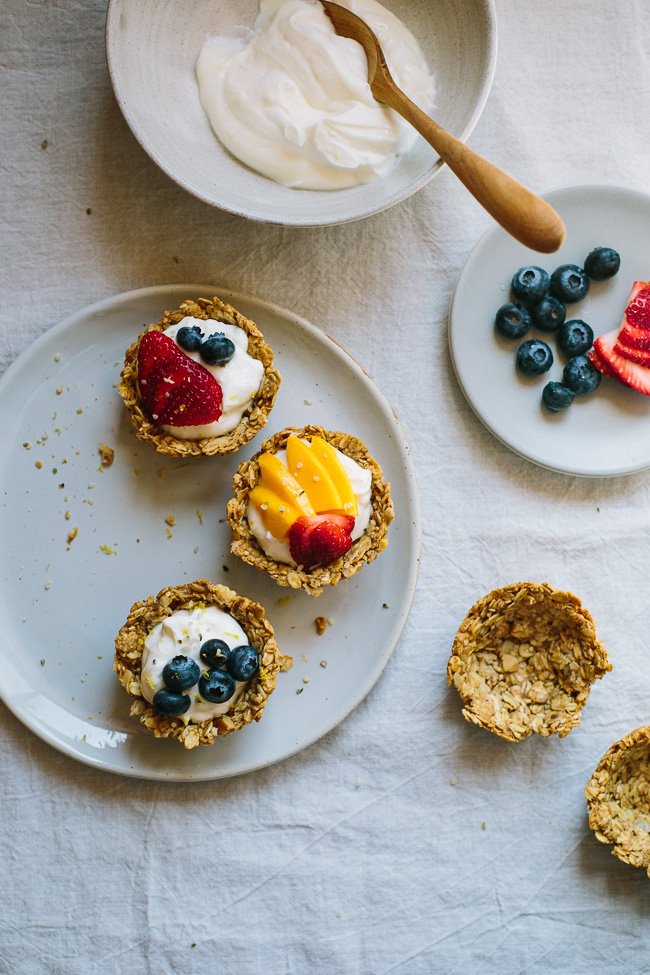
<box><xmin>449</xmin><ymin>184</ymin><xmax>650</xmax><ymax>477</ymax></box>
<box><xmin>0</xmin><ymin>286</ymin><xmax>420</xmax><ymax>780</ymax></box>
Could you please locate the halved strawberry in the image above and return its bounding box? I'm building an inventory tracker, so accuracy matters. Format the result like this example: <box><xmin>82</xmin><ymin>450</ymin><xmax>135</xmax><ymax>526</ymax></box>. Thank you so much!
<box><xmin>594</xmin><ymin>328</ymin><xmax>650</xmax><ymax>394</ymax></box>
<box><xmin>288</xmin><ymin>513</ymin><xmax>355</xmax><ymax>570</ymax></box>
<box><xmin>137</xmin><ymin>330</ymin><xmax>222</xmax><ymax>426</ymax></box>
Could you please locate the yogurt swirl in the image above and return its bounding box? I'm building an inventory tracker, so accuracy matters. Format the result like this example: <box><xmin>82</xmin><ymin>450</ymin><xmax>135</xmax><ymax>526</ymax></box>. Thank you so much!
<box><xmin>141</xmin><ymin>606</ymin><xmax>252</xmax><ymax>722</ymax></box>
<box><xmin>196</xmin><ymin>0</ymin><xmax>435</xmax><ymax>190</ymax></box>
<box><xmin>162</xmin><ymin>317</ymin><xmax>264</xmax><ymax>440</ymax></box>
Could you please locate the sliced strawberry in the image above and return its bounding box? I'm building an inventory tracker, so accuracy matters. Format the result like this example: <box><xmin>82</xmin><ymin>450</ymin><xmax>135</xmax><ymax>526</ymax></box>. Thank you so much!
<box><xmin>588</xmin><ymin>347</ymin><xmax>619</xmax><ymax>379</ymax></box>
<box><xmin>614</xmin><ymin>282</ymin><xmax>650</xmax><ymax>350</ymax></box>
<box><xmin>288</xmin><ymin>513</ymin><xmax>354</xmax><ymax>570</ymax></box>
<box><xmin>137</xmin><ymin>330</ymin><xmax>222</xmax><ymax>427</ymax></box>
<box><xmin>613</xmin><ymin>338</ymin><xmax>650</xmax><ymax>367</ymax></box>
<box><xmin>594</xmin><ymin>328</ymin><xmax>650</xmax><ymax>394</ymax></box>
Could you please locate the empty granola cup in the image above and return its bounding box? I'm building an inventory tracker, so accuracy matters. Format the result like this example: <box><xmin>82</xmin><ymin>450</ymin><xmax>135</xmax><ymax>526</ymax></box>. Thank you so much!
<box><xmin>585</xmin><ymin>726</ymin><xmax>650</xmax><ymax>875</ymax></box>
<box><xmin>447</xmin><ymin>582</ymin><xmax>611</xmax><ymax>742</ymax></box>
<box><xmin>119</xmin><ymin>296</ymin><xmax>281</xmax><ymax>456</ymax></box>
<box><xmin>114</xmin><ymin>578</ymin><xmax>292</xmax><ymax>748</ymax></box>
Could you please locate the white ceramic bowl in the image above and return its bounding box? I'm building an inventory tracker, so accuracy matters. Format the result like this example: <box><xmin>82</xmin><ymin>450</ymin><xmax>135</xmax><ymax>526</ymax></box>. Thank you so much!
<box><xmin>106</xmin><ymin>0</ymin><xmax>497</xmax><ymax>226</ymax></box>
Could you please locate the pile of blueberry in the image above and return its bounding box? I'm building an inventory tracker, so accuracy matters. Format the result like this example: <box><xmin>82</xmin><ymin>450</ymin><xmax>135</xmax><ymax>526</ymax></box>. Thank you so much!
<box><xmin>176</xmin><ymin>323</ymin><xmax>236</xmax><ymax>367</ymax></box>
<box><xmin>494</xmin><ymin>247</ymin><xmax>620</xmax><ymax>412</ymax></box>
<box><xmin>152</xmin><ymin>639</ymin><xmax>259</xmax><ymax>716</ymax></box>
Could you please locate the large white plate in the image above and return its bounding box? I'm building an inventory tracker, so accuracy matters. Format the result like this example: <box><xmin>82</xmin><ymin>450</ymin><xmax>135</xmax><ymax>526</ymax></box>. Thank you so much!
<box><xmin>449</xmin><ymin>184</ymin><xmax>650</xmax><ymax>476</ymax></box>
<box><xmin>0</xmin><ymin>286</ymin><xmax>420</xmax><ymax>780</ymax></box>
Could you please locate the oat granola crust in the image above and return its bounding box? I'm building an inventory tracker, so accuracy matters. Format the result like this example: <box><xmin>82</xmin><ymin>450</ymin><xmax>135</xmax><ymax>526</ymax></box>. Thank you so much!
<box><xmin>113</xmin><ymin>578</ymin><xmax>292</xmax><ymax>749</ymax></box>
<box><xmin>118</xmin><ymin>297</ymin><xmax>281</xmax><ymax>456</ymax></box>
<box><xmin>585</xmin><ymin>726</ymin><xmax>650</xmax><ymax>875</ymax></box>
<box><xmin>447</xmin><ymin>582</ymin><xmax>611</xmax><ymax>742</ymax></box>
<box><xmin>226</xmin><ymin>425</ymin><xmax>394</xmax><ymax>598</ymax></box>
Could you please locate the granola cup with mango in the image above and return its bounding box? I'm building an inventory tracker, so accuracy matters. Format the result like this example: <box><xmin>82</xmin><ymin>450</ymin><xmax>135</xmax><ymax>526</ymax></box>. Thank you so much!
<box><xmin>227</xmin><ymin>425</ymin><xmax>394</xmax><ymax>598</ymax></box>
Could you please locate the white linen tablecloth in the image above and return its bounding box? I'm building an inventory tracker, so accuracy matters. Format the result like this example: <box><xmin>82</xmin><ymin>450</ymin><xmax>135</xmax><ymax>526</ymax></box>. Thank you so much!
<box><xmin>2</xmin><ymin>1</ymin><xmax>650</xmax><ymax>972</ymax></box>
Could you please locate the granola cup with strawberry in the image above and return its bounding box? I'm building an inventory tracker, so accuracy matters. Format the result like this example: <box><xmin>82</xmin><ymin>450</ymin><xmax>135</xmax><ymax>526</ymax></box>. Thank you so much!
<box><xmin>119</xmin><ymin>296</ymin><xmax>281</xmax><ymax>457</ymax></box>
<box><xmin>226</xmin><ymin>425</ymin><xmax>394</xmax><ymax>597</ymax></box>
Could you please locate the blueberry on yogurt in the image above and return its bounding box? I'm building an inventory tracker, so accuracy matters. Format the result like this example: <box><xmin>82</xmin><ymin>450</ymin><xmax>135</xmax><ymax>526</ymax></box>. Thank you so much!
<box><xmin>162</xmin><ymin>654</ymin><xmax>200</xmax><ymax>692</ymax></box>
<box><xmin>200</xmin><ymin>333</ymin><xmax>236</xmax><ymax>367</ymax></box>
<box><xmin>176</xmin><ymin>324</ymin><xmax>204</xmax><ymax>353</ymax></box>
<box><xmin>227</xmin><ymin>645</ymin><xmax>259</xmax><ymax>682</ymax></box>
<box><xmin>200</xmin><ymin>638</ymin><xmax>231</xmax><ymax>669</ymax></box>
<box><xmin>516</xmin><ymin>339</ymin><xmax>554</xmax><ymax>376</ymax></box>
<box><xmin>153</xmin><ymin>688</ymin><xmax>191</xmax><ymax>716</ymax></box>
<box><xmin>199</xmin><ymin>669</ymin><xmax>236</xmax><ymax>704</ymax></box>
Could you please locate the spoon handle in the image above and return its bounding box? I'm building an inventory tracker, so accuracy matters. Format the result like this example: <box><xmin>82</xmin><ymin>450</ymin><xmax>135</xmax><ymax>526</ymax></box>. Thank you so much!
<box><xmin>378</xmin><ymin>84</ymin><xmax>565</xmax><ymax>254</ymax></box>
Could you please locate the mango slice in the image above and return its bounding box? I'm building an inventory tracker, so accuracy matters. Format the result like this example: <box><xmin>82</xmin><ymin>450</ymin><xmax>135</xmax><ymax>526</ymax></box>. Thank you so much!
<box><xmin>310</xmin><ymin>436</ymin><xmax>358</xmax><ymax>516</ymax></box>
<box><xmin>249</xmin><ymin>485</ymin><xmax>300</xmax><ymax>538</ymax></box>
<box><xmin>258</xmin><ymin>452</ymin><xmax>314</xmax><ymax>517</ymax></box>
<box><xmin>286</xmin><ymin>436</ymin><xmax>342</xmax><ymax>513</ymax></box>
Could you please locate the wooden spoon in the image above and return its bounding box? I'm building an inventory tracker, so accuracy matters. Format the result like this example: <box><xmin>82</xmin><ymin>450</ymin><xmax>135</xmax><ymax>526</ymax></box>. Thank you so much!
<box><xmin>320</xmin><ymin>0</ymin><xmax>565</xmax><ymax>253</ymax></box>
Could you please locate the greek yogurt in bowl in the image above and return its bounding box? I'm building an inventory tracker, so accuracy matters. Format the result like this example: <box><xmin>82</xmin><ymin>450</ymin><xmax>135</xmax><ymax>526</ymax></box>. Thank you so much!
<box><xmin>196</xmin><ymin>0</ymin><xmax>435</xmax><ymax>190</ymax></box>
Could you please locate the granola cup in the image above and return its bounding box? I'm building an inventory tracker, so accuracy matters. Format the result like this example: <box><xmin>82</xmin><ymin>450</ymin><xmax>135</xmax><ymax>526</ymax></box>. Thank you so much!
<box><xmin>119</xmin><ymin>296</ymin><xmax>281</xmax><ymax>457</ymax></box>
<box><xmin>226</xmin><ymin>425</ymin><xmax>394</xmax><ymax>598</ymax></box>
<box><xmin>114</xmin><ymin>578</ymin><xmax>292</xmax><ymax>749</ymax></box>
<box><xmin>447</xmin><ymin>582</ymin><xmax>610</xmax><ymax>742</ymax></box>
<box><xmin>585</xmin><ymin>726</ymin><xmax>650</xmax><ymax>875</ymax></box>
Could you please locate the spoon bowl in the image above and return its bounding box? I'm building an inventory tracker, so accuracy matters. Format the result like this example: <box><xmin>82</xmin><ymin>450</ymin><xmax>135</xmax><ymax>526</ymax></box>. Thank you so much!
<box><xmin>321</xmin><ymin>0</ymin><xmax>565</xmax><ymax>252</ymax></box>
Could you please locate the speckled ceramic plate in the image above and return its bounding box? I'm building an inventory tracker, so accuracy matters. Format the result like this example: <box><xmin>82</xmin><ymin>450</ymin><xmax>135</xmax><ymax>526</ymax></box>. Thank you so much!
<box><xmin>449</xmin><ymin>184</ymin><xmax>650</xmax><ymax>477</ymax></box>
<box><xmin>105</xmin><ymin>0</ymin><xmax>496</xmax><ymax>226</ymax></box>
<box><xmin>0</xmin><ymin>285</ymin><xmax>420</xmax><ymax>779</ymax></box>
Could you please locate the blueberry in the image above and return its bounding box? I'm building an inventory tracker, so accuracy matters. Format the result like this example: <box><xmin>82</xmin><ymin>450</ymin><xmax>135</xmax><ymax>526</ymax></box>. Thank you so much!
<box><xmin>200</xmin><ymin>333</ymin><xmax>236</xmax><ymax>367</ymax></box>
<box><xmin>227</xmin><ymin>645</ymin><xmax>259</xmax><ymax>682</ymax></box>
<box><xmin>584</xmin><ymin>247</ymin><xmax>620</xmax><ymax>281</ymax></box>
<box><xmin>558</xmin><ymin>319</ymin><xmax>594</xmax><ymax>357</ymax></box>
<box><xmin>495</xmin><ymin>302</ymin><xmax>531</xmax><ymax>340</ymax></box>
<box><xmin>199</xmin><ymin>638</ymin><xmax>231</xmax><ymax>669</ymax></box>
<box><xmin>542</xmin><ymin>382</ymin><xmax>575</xmax><ymax>412</ymax></box>
<box><xmin>176</xmin><ymin>325</ymin><xmax>204</xmax><ymax>353</ymax></box>
<box><xmin>511</xmin><ymin>266</ymin><xmax>550</xmax><ymax>304</ymax></box>
<box><xmin>562</xmin><ymin>355</ymin><xmax>602</xmax><ymax>395</ymax></box>
<box><xmin>530</xmin><ymin>296</ymin><xmax>566</xmax><ymax>332</ymax></box>
<box><xmin>198</xmin><ymin>669</ymin><xmax>236</xmax><ymax>704</ymax></box>
<box><xmin>153</xmin><ymin>688</ymin><xmax>191</xmax><ymax>716</ymax></box>
<box><xmin>549</xmin><ymin>264</ymin><xmax>590</xmax><ymax>303</ymax></box>
<box><xmin>162</xmin><ymin>654</ymin><xmax>200</xmax><ymax>691</ymax></box>
<box><xmin>516</xmin><ymin>339</ymin><xmax>554</xmax><ymax>376</ymax></box>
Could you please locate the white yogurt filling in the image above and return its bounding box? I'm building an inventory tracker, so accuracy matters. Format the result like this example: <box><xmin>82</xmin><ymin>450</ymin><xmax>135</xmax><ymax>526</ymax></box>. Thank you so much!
<box><xmin>196</xmin><ymin>0</ymin><xmax>435</xmax><ymax>190</ymax></box>
<box><xmin>161</xmin><ymin>317</ymin><xmax>264</xmax><ymax>440</ymax></box>
<box><xmin>246</xmin><ymin>444</ymin><xmax>373</xmax><ymax>564</ymax></box>
<box><xmin>140</xmin><ymin>606</ymin><xmax>252</xmax><ymax>722</ymax></box>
